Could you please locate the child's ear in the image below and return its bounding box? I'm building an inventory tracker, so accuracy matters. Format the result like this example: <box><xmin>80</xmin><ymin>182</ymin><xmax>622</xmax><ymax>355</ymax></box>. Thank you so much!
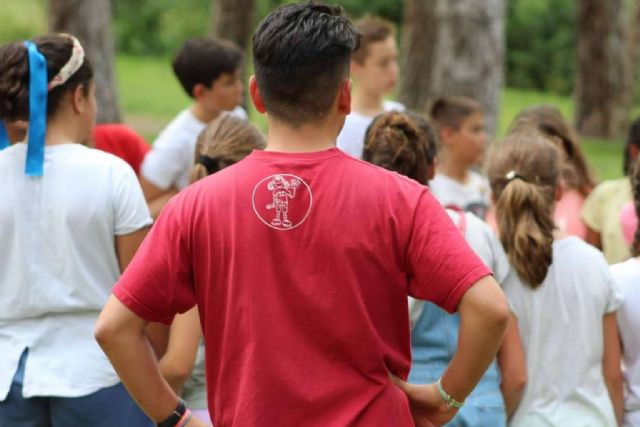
<box><xmin>440</xmin><ymin>126</ymin><xmax>456</xmax><ymax>144</ymax></box>
<box><xmin>249</xmin><ymin>76</ymin><xmax>266</xmax><ymax>114</ymax></box>
<box><xmin>337</xmin><ymin>78</ymin><xmax>351</xmax><ymax>115</ymax></box>
<box><xmin>350</xmin><ymin>59</ymin><xmax>363</xmax><ymax>79</ymax></box>
<box><xmin>70</xmin><ymin>85</ymin><xmax>86</xmax><ymax>115</ymax></box>
<box><xmin>192</xmin><ymin>83</ymin><xmax>208</xmax><ymax>100</ymax></box>
<box><xmin>630</xmin><ymin>143</ymin><xmax>640</xmax><ymax>162</ymax></box>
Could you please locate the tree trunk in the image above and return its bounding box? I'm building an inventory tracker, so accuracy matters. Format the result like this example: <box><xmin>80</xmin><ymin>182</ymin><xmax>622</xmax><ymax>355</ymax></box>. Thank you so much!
<box><xmin>211</xmin><ymin>0</ymin><xmax>256</xmax><ymax>53</ymax></box>
<box><xmin>575</xmin><ymin>0</ymin><xmax>626</xmax><ymax>139</ymax></box>
<box><xmin>399</xmin><ymin>0</ymin><xmax>505</xmax><ymax>136</ymax></box>
<box><xmin>49</xmin><ymin>0</ymin><xmax>121</xmax><ymax>124</ymax></box>
<box><xmin>621</xmin><ymin>0</ymin><xmax>640</xmax><ymax>127</ymax></box>
<box><xmin>399</xmin><ymin>0</ymin><xmax>438</xmax><ymax>112</ymax></box>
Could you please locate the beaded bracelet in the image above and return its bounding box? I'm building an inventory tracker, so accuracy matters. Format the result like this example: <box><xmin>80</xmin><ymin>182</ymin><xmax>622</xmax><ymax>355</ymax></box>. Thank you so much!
<box><xmin>436</xmin><ymin>378</ymin><xmax>465</xmax><ymax>409</ymax></box>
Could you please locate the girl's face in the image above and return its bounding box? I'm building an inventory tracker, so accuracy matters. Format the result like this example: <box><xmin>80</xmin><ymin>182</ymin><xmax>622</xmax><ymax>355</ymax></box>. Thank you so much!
<box><xmin>443</xmin><ymin>112</ymin><xmax>487</xmax><ymax>167</ymax></box>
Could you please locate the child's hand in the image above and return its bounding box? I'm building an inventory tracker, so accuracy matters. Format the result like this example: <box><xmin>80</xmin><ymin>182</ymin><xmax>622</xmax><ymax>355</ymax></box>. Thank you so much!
<box><xmin>390</xmin><ymin>375</ymin><xmax>459</xmax><ymax>427</ymax></box>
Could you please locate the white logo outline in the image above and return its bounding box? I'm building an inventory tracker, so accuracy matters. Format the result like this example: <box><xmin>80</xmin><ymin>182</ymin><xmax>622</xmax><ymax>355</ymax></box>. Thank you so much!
<box><xmin>251</xmin><ymin>174</ymin><xmax>313</xmax><ymax>231</ymax></box>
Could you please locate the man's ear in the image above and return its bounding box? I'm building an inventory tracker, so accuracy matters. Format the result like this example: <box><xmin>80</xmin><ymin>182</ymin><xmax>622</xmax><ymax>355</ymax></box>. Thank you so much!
<box><xmin>70</xmin><ymin>85</ymin><xmax>86</xmax><ymax>115</ymax></box>
<box><xmin>337</xmin><ymin>78</ymin><xmax>351</xmax><ymax>115</ymax></box>
<box><xmin>249</xmin><ymin>76</ymin><xmax>266</xmax><ymax>114</ymax></box>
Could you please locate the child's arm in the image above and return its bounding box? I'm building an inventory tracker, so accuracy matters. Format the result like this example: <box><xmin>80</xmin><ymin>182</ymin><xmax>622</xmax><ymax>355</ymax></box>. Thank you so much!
<box><xmin>139</xmin><ymin>175</ymin><xmax>179</xmax><ymax>219</ymax></box>
<box><xmin>159</xmin><ymin>307</ymin><xmax>203</xmax><ymax>395</ymax></box>
<box><xmin>393</xmin><ymin>275</ymin><xmax>509</xmax><ymax>426</ymax></box>
<box><xmin>115</xmin><ymin>227</ymin><xmax>149</xmax><ymax>272</ymax></box>
<box><xmin>95</xmin><ymin>296</ymin><xmax>209</xmax><ymax>427</ymax></box>
<box><xmin>497</xmin><ymin>313</ymin><xmax>527</xmax><ymax>419</ymax></box>
<box><xmin>602</xmin><ymin>312</ymin><xmax>624</xmax><ymax>425</ymax></box>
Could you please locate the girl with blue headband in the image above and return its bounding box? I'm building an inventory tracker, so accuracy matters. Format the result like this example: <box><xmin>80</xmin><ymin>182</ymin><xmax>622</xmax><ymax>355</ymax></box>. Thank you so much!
<box><xmin>0</xmin><ymin>34</ymin><xmax>154</xmax><ymax>426</ymax></box>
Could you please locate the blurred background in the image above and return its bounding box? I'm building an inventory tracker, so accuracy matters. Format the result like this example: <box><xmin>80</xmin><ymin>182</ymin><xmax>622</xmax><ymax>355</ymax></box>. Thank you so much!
<box><xmin>1</xmin><ymin>0</ymin><xmax>638</xmax><ymax>180</ymax></box>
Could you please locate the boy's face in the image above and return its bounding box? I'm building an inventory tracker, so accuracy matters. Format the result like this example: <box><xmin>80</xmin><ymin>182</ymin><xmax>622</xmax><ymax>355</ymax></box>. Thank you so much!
<box><xmin>443</xmin><ymin>112</ymin><xmax>487</xmax><ymax>167</ymax></box>
<box><xmin>200</xmin><ymin>69</ymin><xmax>244</xmax><ymax>113</ymax></box>
<box><xmin>351</xmin><ymin>36</ymin><xmax>399</xmax><ymax>98</ymax></box>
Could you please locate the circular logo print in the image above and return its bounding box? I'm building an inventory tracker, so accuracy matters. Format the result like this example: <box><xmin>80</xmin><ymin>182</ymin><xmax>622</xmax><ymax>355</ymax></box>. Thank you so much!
<box><xmin>252</xmin><ymin>174</ymin><xmax>313</xmax><ymax>231</ymax></box>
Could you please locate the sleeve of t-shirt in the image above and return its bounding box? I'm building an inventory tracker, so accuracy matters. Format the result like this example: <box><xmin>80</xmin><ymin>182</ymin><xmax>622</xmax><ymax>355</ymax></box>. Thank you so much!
<box><xmin>407</xmin><ymin>190</ymin><xmax>492</xmax><ymax>313</ymax></box>
<box><xmin>501</xmin><ymin>269</ymin><xmax>524</xmax><ymax>317</ymax></box>
<box><xmin>486</xmin><ymin>225</ymin><xmax>510</xmax><ymax>286</ymax></box>
<box><xmin>113</xmin><ymin>197</ymin><xmax>196</xmax><ymax>324</ymax></box>
<box><xmin>581</xmin><ymin>183</ymin><xmax>605</xmax><ymax>231</ymax></box>
<box><xmin>112</xmin><ymin>160</ymin><xmax>153</xmax><ymax>235</ymax></box>
<box><xmin>141</xmin><ymin>128</ymin><xmax>188</xmax><ymax>190</ymax></box>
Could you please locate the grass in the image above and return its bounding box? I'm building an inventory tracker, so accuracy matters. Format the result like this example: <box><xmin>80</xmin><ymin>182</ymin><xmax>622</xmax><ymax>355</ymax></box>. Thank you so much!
<box><xmin>117</xmin><ymin>54</ymin><xmax>626</xmax><ymax>181</ymax></box>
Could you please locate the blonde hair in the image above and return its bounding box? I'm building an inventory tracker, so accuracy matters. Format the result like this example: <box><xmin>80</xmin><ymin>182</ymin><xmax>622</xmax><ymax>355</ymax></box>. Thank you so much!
<box><xmin>487</xmin><ymin>131</ymin><xmax>561</xmax><ymax>288</ymax></box>
<box><xmin>351</xmin><ymin>15</ymin><xmax>396</xmax><ymax>64</ymax></box>
<box><xmin>190</xmin><ymin>113</ymin><xmax>266</xmax><ymax>183</ymax></box>
<box><xmin>510</xmin><ymin>105</ymin><xmax>595</xmax><ymax>196</ymax></box>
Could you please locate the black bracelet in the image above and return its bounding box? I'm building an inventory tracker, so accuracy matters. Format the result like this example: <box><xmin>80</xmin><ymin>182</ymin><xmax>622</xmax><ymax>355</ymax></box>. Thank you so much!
<box><xmin>157</xmin><ymin>399</ymin><xmax>187</xmax><ymax>427</ymax></box>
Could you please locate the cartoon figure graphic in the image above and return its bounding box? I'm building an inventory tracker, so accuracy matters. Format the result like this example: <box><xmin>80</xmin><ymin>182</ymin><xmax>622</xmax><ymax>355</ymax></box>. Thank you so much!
<box><xmin>266</xmin><ymin>175</ymin><xmax>301</xmax><ymax>228</ymax></box>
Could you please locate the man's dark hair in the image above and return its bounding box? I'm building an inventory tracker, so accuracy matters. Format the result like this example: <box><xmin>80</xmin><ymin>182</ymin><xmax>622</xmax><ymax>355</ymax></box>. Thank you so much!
<box><xmin>252</xmin><ymin>2</ymin><xmax>359</xmax><ymax>126</ymax></box>
<box><xmin>172</xmin><ymin>37</ymin><xmax>243</xmax><ymax>98</ymax></box>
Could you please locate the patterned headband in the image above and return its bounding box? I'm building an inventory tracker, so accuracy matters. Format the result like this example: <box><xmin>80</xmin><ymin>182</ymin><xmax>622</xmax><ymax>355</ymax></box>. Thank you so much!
<box><xmin>47</xmin><ymin>34</ymin><xmax>85</xmax><ymax>91</ymax></box>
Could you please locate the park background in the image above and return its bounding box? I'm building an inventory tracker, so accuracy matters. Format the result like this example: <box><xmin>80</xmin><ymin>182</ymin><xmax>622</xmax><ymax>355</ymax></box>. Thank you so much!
<box><xmin>2</xmin><ymin>0</ymin><xmax>639</xmax><ymax>180</ymax></box>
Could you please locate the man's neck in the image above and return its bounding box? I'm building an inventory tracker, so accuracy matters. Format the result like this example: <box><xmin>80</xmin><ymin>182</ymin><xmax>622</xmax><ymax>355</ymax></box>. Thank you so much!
<box><xmin>351</xmin><ymin>87</ymin><xmax>385</xmax><ymax>117</ymax></box>
<box><xmin>264</xmin><ymin>116</ymin><xmax>340</xmax><ymax>153</ymax></box>
<box><xmin>191</xmin><ymin>103</ymin><xmax>221</xmax><ymax>124</ymax></box>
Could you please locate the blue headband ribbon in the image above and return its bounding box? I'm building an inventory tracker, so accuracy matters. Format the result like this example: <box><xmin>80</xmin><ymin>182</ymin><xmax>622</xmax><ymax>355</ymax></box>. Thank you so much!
<box><xmin>0</xmin><ymin>41</ymin><xmax>48</xmax><ymax>177</ymax></box>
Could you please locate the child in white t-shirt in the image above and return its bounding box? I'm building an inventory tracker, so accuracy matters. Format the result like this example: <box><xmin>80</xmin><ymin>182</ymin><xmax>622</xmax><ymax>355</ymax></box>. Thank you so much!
<box><xmin>0</xmin><ymin>35</ymin><xmax>152</xmax><ymax>426</ymax></box>
<box><xmin>140</xmin><ymin>37</ymin><xmax>247</xmax><ymax>218</ymax></box>
<box><xmin>336</xmin><ymin>15</ymin><xmax>404</xmax><ymax>158</ymax></box>
<box><xmin>611</xmin><ymin>155</ymin><xmax>640</xmax><ymax>427</ymax></box>
<box><xmin>488</xmin><ymin>130</ymin><xmax>624</xmax><ymax>426</ymax></box>
<box><xmin>428</xmin><ymin>96</ymin><xmax>490</xmax><ymax>218</ymax></box>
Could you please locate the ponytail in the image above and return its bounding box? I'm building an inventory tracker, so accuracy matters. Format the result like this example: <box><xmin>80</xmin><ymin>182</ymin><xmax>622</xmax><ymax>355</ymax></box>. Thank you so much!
<box><xmin>495</xmin><ymin>178</ymin><xmax>555</xmax><ymax>287</ymax></box>
<box><xmin>488</xmin><ymin>131</ymin><xmax>561</xmax><ymax>288</ymax></box>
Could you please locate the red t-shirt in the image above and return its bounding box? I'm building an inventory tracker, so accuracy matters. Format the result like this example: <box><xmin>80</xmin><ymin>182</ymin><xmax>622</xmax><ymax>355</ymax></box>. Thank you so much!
<box><xmin>114</xmin><ymin>148</ymin><xmax>490</xmax><ymax>426</ymax></box>
<box><xmin>93</xmin><ymin>124</ymin><xmax>150</xmax><ymax>175</ymax></box>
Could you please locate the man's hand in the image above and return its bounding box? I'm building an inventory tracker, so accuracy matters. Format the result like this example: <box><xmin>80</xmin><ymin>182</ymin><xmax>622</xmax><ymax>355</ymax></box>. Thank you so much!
<box><xmin>391</xmin><ymin>375</ymin><xmax>458</xmax><ymax>427</ymax></box>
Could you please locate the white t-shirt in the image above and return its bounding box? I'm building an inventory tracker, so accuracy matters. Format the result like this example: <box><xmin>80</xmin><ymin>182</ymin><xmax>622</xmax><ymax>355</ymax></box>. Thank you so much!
<box><xmin>430</xmin><ymin>171</ymin><xmax>491</xmax><ymax>219</ymax></box>
<box><xmin>409</xmin><ymin>208</ymin><xmax>511</xmax><ymax>325</ymax></box>
<box><xmin>611</xmin><ymin>258</ymin><xmax>640</xmax><ymax>416</ymax></box>
<box><xmin>336</xmin><ymin>100</ymin><xmax>405</xmax><ymax>159</ymax></box>
<box><xmin>505</xmin><ymin>236</ymin><xmax>623</xmax><ymax>426</ymax></box>
<box><xmin>0</xmin><ymin>143</ymin><xmax>152</xmax><ymax>399</ymax></box>
<box><xmin>141</xmin><ymin>106</ymin><xmax>247</xmax><ymax>190</ymax></box>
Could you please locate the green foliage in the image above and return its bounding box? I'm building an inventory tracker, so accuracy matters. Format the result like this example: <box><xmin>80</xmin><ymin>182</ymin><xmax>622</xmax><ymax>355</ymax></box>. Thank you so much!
<box><xmin>0</xmin><ymin>0</ymin><xmax>47</xmax><ymax>43</ymax></box>
<box><xmin>114</xmin><ymin>0</ymin><xmax>211</xmax><ymax>55</ymax></box>
<box><xmin>506</xmin><ymin>0</ymin><xmax>576</xmax><ymax>95</ymax></box>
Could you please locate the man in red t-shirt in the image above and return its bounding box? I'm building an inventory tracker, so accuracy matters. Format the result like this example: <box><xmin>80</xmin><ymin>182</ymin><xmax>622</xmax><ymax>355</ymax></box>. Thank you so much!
<box><xmin>95</xmin><ymin>4</ymin><xmax>509</xmax><ymax>427</ymax></box>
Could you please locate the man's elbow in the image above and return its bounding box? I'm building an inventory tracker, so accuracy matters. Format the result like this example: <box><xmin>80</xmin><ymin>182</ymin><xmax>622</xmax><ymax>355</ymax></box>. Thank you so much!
<box><xmin>94</xmin><ymin>316</ymin><xmax>119</xmax><ymax>351</ymax></box>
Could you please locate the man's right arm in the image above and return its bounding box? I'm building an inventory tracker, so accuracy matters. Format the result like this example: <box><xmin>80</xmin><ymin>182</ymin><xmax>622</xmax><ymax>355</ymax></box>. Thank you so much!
<box><xmin>395</xmin><ymin>276</ymin><xmax>509</xmax><ymax>426</ymax></box>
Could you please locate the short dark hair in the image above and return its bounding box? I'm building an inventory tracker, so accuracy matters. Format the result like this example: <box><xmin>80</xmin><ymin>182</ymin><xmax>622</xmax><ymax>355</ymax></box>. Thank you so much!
<box><xmin>0</xmin><ymin>34</ymin><xmax>93</xmax><ymax>121</ymax></box>
<box><xmin>172</xmin><ymin>37</ymin><xmax>243</xmax><ymax>98</ymax></box>
<box><xmin>351</xmin><ymin>15</ymin><xmax>395</xmax><ymax>64</ymax></box>
<box><xmin>252</xmin><ymin>2</ymin><xmax>359</xmax><ymax>126</ymax></box>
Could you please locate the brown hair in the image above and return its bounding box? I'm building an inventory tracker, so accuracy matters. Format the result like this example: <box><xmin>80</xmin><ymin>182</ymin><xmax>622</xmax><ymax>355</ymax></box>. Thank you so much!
<box><xmin>632</xmin><ymin>155</ymin><xmax>640</xmax><ymax>256</ymax></box>
<box><xmin>363</xmin><ymin>111</ymin><xmax>435</xmax><ymax>184</ymax></box>
<box><xmin>428</xmin><ymin>96</ymin><xmax>484</xmax><ymax>131</ymax></box>
<box><xmin>487</xmin><ymin>131</ymin><xmax>561</xmax><ymax>288</ymax></box>
<box><xmin>0</xmin><ymin>34</ymin><xmax>93</xmax><ymax>121</ymax></box>
<box><xmin>190</xmin><ymin>113</ymin><xmax>266</xmax><ymax>183</ymax></box>
<box><xmin>510</xmin><ymin>105</ymin><xmax>595</xmax><ymax>196</ymax></box>
<box><xmin>351</xmin><ymin>15</ymin><xmax>395</xmax><ymax>64</ymax></box>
